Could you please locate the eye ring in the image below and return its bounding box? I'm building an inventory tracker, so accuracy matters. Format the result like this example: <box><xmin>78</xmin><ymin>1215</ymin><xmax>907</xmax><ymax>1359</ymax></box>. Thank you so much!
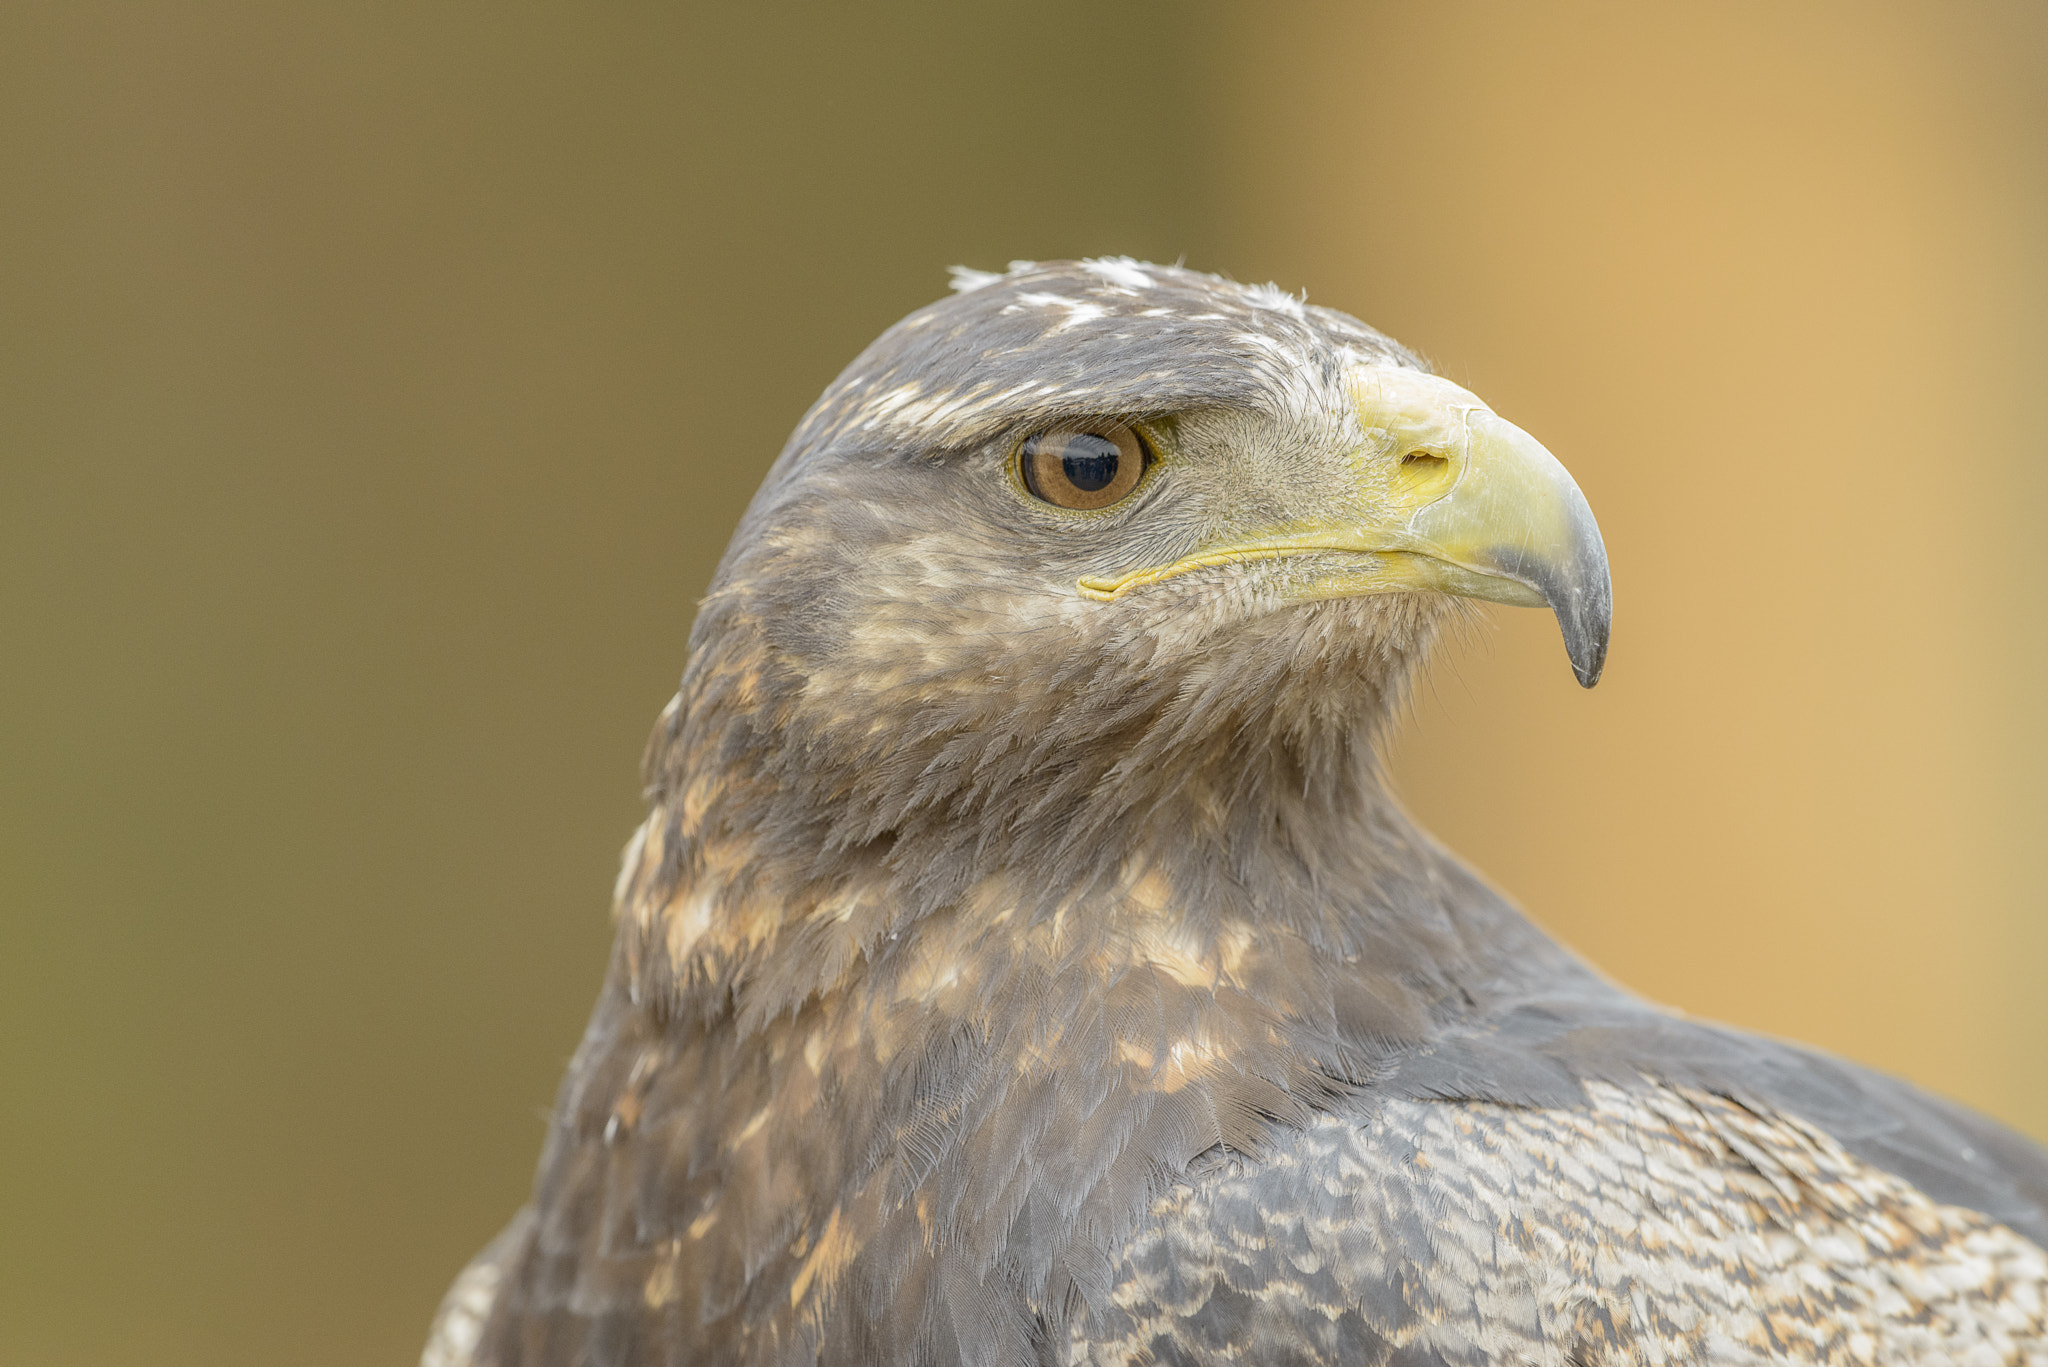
<box><xmin>1018</xmin><ymin>423</ymin><xmax>1149</xmax><ymax>510</ymax></box>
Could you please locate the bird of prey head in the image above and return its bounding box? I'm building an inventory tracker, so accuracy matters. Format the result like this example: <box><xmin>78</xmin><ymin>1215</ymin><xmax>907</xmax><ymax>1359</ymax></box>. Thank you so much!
<box><xmin>624</xmin><ymin>260</ymin><xmax>1608</xmax><ymax>1007</ymax></box>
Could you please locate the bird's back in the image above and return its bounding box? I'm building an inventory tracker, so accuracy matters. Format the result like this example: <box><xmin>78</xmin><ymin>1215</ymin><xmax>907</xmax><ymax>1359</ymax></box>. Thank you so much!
<box><xmin>1083</xmin><ymin>1025</ymin><xmax>2048</xmax><ymax>1366</ymax></box>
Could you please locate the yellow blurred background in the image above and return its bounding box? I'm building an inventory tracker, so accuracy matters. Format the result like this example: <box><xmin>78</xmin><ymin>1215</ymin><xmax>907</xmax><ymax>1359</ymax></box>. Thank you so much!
<box><xmin>2</xmin><ymin>3</ymin><xmax>2042</xmax><ymax>1363</ymax></box>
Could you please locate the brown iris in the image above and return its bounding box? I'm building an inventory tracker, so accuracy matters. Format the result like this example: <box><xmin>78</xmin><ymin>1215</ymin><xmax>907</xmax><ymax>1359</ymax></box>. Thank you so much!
<box><xmin>1020</xmin><ymin>424</ymin><xmax>1148</xmax><ymax>510</ymax></box>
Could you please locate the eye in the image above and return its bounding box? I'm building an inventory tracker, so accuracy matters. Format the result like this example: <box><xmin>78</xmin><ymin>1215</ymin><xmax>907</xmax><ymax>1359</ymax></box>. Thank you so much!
<box><xmin>1020</xmin><ymin>424</ymin><xmax>1149</xmax><ymax>510</ymax></box>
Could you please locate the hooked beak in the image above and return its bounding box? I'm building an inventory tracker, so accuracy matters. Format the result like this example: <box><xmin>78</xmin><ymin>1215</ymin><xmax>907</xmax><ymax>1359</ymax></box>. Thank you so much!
<box><xmin>1079</xmin><ymin>367</ymin><xmax>1613</xmax><ymax>687</ymax></box>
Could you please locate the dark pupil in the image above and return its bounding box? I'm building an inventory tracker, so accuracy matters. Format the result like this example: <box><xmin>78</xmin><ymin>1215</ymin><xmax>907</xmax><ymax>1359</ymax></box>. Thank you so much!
<box><xmin>1060</xmin><ymin>434</ymin><xmax>1121</xmax><ymax>491</ymax></box>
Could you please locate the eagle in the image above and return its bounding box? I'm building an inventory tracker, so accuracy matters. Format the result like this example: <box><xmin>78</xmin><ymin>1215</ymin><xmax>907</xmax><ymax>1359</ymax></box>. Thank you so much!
<box><xmin>425</xmin><ymin>260</ymin><xmax>2048</xmax><ymax>1366</ymax></box>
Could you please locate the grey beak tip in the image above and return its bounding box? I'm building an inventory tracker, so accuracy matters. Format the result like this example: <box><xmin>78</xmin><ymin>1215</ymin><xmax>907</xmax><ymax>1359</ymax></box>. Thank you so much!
<box><xmin>1572</xmin><ymin>650</ymin><xmax>1606</xmax><ymax>689</ymax></box>
<box><xmin>1561</xmin><ymin>586</ymin><xmax>1612</xmax><ymax>690</ymax></box>
<box><xmin>1494</xmin><ymin>543</ymin><xmax>1612</xmax><ymax>690</ymax></box>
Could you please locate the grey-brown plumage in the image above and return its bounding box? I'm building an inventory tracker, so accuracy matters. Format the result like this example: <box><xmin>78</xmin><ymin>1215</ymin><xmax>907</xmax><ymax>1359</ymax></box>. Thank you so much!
<box><xmin>427</xmin><ymin>261</ymin><xmax>2048</xmax><ymax>1367</ymax></box>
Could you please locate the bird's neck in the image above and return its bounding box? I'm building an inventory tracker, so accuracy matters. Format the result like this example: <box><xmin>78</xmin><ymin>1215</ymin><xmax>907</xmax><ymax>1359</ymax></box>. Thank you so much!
<box><xmin>614</xmin><ymin>682</ymin><xmax>1560</xmax><ymax>1046</ymax></box>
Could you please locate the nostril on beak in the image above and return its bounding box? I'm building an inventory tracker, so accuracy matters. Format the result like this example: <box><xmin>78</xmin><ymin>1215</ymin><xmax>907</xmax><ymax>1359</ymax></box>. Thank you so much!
<box><xmin>1401</xmin><ymin>450</ymin><xmax>1449</xmax><ymax>468</ymax></box>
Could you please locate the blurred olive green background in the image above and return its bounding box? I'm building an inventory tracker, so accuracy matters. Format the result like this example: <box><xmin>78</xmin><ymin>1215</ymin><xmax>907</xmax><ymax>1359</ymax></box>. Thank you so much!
<box><xmin>3</xmin><ymin>3</ymin><xmax>2044</xmax><ymax>1363</ymax></box>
